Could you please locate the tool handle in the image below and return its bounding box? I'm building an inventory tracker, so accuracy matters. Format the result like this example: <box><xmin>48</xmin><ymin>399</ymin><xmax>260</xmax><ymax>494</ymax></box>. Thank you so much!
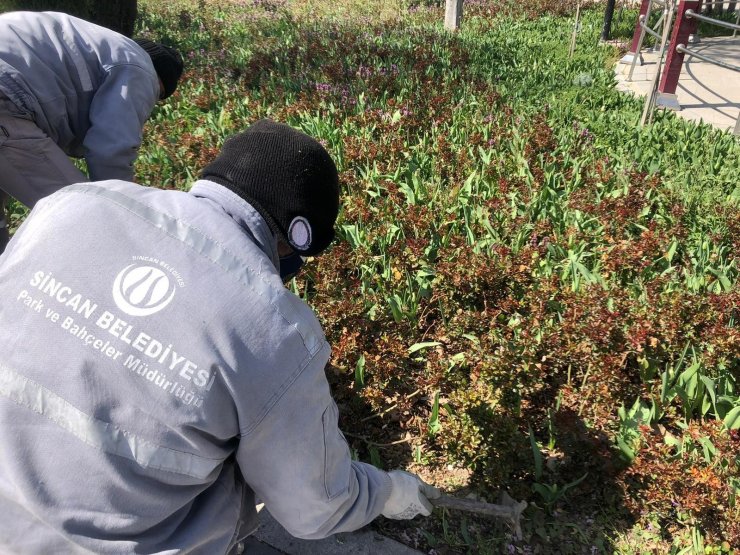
<box><xmin>431</xmin><ymin>494</ymin><xmax>525</xmax><ymax>518</ymax></box>
<box><xmin>430</xmin><ymin>494</ymin><xmax>527</xmax><ymax>540</ymax></box>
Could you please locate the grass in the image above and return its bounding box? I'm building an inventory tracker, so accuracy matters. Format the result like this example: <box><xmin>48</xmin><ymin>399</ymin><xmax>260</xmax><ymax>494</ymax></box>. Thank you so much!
<box><xmin>5</xmin><ymin>0</ymin><xmax>740</xmax><ymax>552</ymax></box>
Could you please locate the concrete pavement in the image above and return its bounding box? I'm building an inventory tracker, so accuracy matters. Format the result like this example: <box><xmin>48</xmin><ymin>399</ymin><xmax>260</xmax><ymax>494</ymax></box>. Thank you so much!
<box><xmin>615</xmin><ymin>35</ymin><xmax>740</xmax><ymax>133</ymax></box>
<box><xmin>240</xmin><ymin>505</ymin><xmax>425</xmax><ymax>555</ymax></box>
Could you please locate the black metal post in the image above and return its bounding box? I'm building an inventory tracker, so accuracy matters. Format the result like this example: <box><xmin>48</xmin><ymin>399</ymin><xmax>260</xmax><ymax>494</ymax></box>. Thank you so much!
<box><xmin>601</xmin><ymin>0</ymin><xmax>617</xmax><ymax>40</ymax></box>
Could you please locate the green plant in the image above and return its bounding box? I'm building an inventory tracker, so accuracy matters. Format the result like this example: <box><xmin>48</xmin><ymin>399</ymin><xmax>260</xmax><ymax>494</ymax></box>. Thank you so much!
<box><xmin>529</xmin><ymin>426</ymin><xmax>588</xmax><ymax>511</ymax></box>
<box><xmin>531</xmin><ymin>473</ymin><xmax>588</xmax><ymax>512</ymax></box>
<box><xmin>35</xmin><ymin>1</ymin><xmax>737</xmax><ymax>551</ymax></box>
<box><xmin>354</xmin><ymin>353</ymin><xmax>366</xmax><ymax>389</ymax></box>
<box><xmin>616</xmin><ymin>398</ymin><xmax>653</xmax><ymax>463</ymax></box>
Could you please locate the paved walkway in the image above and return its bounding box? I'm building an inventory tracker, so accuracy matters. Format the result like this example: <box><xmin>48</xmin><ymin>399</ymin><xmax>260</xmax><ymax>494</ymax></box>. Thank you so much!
<box><xmin>241</xmin><ymin>505</ymin><xmax>424</xmax><ymax>555</ymax></box>
<box><xmin>615</xmin><ymin>35</ymin><xmax>740</xmax><ymax>133</ymax></box>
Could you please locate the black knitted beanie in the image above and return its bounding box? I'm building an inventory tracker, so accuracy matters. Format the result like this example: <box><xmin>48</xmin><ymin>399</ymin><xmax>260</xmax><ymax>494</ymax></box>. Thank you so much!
<box><xmin>134</xmin><ymin>38</ymin><xmax>184</xmax><ymax>98</ymax></box>
<box><xmin>201</xmin><ymin>120</ymin><xmax>340</xmax><ymax>256</ymax></box>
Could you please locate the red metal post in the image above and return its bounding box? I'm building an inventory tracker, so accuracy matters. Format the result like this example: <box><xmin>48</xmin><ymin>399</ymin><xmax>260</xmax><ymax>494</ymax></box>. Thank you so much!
<box><xmin>658</xmin><ymin>0</ymin><xmax>702</xmax><ymax>95</ymax></box>
<box><xmin>628</xmin><ymin>0</ymin><xmax>653</xmax><ymax>54</ymax></box>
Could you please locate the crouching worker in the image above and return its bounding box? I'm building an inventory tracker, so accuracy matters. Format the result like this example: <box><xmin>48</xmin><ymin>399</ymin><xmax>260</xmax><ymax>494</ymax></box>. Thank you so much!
<box><xmin>0</xmin><ymin>119</ymin><xmax>439</xmax><ymax>554</ymax></box>
<box><xmin>0</xmin><ymin>10</ymin><xmax>184</xmax><ymax>253</ymax></box>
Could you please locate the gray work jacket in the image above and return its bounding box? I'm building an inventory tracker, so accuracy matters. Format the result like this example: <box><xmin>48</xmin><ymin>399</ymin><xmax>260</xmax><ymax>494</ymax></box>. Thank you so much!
<box><xmin>0</xmin><ymin>11</ymin><xmax>159</xmax><ymax>181</ymax></box>
<box><xmin>0</xmin><ymin>179</ymin><xmax>392</xmax><ymax>553</ymax></box>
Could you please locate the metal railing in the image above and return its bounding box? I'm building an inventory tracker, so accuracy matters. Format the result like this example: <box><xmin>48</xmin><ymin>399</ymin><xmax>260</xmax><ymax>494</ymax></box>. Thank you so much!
<box><xmin>676</xmin><ymin>43</ymin><xmax>740</xmax><ymax>70</ymax></box>
<box><xmin>694</xmin><ymin>1</ymin><xmax>740</xmax><ymax>41</ymax></box>
<box><xmin>637</xmin><ymin>0</ymin><xmax>740</xmax><ymax>134</ymax></box>
<box><xmin>685</xmin><ymin>7</ymin><xmax>740</xmax><ymax>29</ymax></box>
<box><xmin>639</xmin><ymin>0</ymin><xmax>678</xmax><ymax>125</ymax></box>
<box><xmin>627</xmin><ymin>0</ymin><xmax>675</xmax><ymax>81</ymax></box>
<box><xmin>683</xmin><ymin>6</ymin><xmax>740</xmax><ymax>134</ymax></box>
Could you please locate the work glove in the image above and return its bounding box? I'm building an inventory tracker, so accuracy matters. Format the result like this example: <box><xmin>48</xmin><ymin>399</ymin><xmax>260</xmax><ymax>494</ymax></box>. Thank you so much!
<box><xmin>381</xmin><ymin>470</ymin><xmax>441</xmax><ymax>520</ymax></box>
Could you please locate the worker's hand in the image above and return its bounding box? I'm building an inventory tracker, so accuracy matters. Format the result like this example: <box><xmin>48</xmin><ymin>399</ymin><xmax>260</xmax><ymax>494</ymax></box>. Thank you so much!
<box><xmin>381</xmin><ymin>470</ymin><xmax>441</xmax><ymax>520</ymax></box>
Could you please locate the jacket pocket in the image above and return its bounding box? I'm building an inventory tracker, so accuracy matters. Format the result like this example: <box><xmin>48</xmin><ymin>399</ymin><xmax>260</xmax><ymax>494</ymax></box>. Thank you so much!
<box><xmin>322</xmin><ymin>401</ymin><xmax>352</xmax><ymax>500</ymax></box>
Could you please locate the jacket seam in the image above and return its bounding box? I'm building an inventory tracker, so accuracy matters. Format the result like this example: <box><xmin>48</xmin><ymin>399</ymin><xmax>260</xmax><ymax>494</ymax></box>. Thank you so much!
<box><xmin>238</xmin><ymin>344</ymin><xmax>328</xmax><ymax>437</ymax></box>
<box><xmin>322</xmin><ymin>402</ymin><xmax>352</xmax><ymax>500</ymax></box>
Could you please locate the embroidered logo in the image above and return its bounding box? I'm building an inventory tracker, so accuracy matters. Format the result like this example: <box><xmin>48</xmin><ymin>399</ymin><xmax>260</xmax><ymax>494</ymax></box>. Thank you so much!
<box><xmin>112</xmin><ymin>264</ymin><xmax>176</xmax><ymax>317</ymax></box>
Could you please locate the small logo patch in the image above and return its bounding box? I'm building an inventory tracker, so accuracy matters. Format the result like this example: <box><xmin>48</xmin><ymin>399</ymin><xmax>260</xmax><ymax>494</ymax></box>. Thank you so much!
<box><xmin>288</xmin><ymin>216</ymin><xmax>312</xmax><ymax>251</ymax></box>
<box><xmin>112</xmin><ymin>264</ymin><xmax>176</xmax><ymax>317</ymax></box>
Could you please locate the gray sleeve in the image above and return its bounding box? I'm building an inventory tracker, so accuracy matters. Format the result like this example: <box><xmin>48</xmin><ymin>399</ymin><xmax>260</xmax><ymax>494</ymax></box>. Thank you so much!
<box><xmin>236</xmin><ymin>347</ymin><xmax>393</xmax><ymax>540</ymax></box>
<box><xmin>83</xmin><ymin>64</ymin><xmax>158</xmax><ymax>181</ymax></box>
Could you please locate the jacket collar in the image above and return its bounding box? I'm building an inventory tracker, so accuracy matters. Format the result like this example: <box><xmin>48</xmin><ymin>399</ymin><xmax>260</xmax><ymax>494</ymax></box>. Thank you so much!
<box><xmin>189</xmin><ymin>179</ymin><xmax>280</xmax><ymax>269</ymax></box>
